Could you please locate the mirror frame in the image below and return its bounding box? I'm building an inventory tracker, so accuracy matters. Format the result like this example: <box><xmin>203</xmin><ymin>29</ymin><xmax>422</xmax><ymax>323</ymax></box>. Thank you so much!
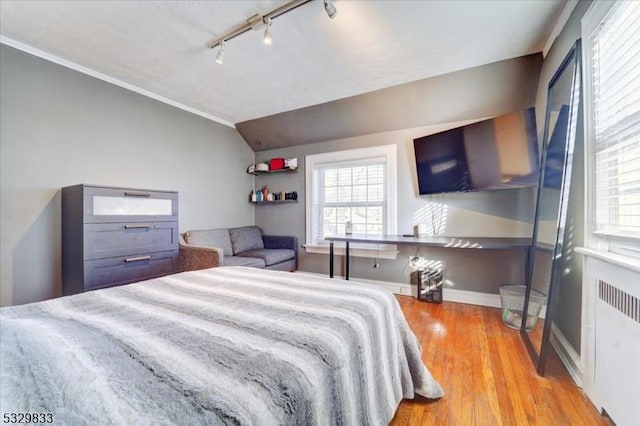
<box><xmin>521</xmin><ymin>39</ymin><xmax>582</xmax><ymax>375</ymax></box>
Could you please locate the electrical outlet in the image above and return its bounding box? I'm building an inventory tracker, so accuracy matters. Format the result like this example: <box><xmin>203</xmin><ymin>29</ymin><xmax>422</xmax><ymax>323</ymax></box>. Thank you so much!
<box><xmin>408</xmin><ymin>256</ymin><xmax>422</xmax><ymax>272</ymax></box>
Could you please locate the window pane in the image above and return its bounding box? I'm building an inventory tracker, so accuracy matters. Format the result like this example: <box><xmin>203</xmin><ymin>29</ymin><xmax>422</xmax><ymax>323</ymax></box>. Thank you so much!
<box><xmin>368</xmin><ymin>165</ymin><xmax>384</xmax><ymax>183</ymax></box>
<box><xmin>306</xmin><ymin>146</ymin><xmax>395</xmax><ymax>246</ymax></box>
<box><xmin>324</xmin><ymin>169</ymin><xmax>337</xmax><ymax>186</ymax></box>
<box><xmin>353</xmin><ymin>223</ymin><xmax>367</xmax><ymax>233</ymax></box>
<box><xmin>352</xmin><ymin>185</ymin><xmax>367</xmax><ymax>202</ymax></box>
<box><xmin>338</xmin><ymin>168</ymin><xmax>352</xmax><ymax>186</ymax></box>
<box><xmin>338</xmin><ymin>186</ymin><xmax>352</xmax><ymax>203</ymax></box>
<box><xmin>367</xmin><ymin>224</ymin><xmax>383</xmax><ymax>234</ymax></box>
<box><xmin>368</xmin><ymin>184</ymin><xmax>384</xmax><ymax>202</ymax></box>
<box><xmin>367</xmin><ymin>206</ymin><xmax>383</xmax><ymax>223</ymax></box>
<box><xmin>353</xmin><ymin>206</ymin><xmax>367</xmax><ymax>222</ymax></box>
<box><xmin>323</xmin><ymin>223</ymin><xmax>337</xmax><ymax>236</ymax></box>
<box><xmin>353</xmin><ymin>166</ymin><xmax>367</xmax><ymax>184</ymax></box>
<box><xmin>590</xmin><ymin>0</ymin><xmax>640</xmax><ymax>239</ymax></box>
<box><xmin>325</xmin><ymin>186</ymin><xmax>337</xmax><ymax>203</ymax></box>
<box><xmin>337</xmin><ymin>207</ymin><xmax>351</xmax><ymax>223</ymax></box>
<box><xmin>323</xmin><ymin>207</ymin><xmax>336</xmax><ymax>222</ymax></box>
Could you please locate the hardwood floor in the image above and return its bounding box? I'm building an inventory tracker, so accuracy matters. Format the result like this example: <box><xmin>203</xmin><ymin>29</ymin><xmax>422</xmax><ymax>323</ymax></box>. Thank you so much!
<box><xmin>391</xmin><ymin>296</ymin><xmax>610</xmax><ymax>426</ymax></box>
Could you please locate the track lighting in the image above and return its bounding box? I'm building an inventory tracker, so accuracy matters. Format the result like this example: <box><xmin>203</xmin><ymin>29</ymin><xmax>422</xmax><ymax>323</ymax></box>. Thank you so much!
<box><xmin>324</xmin><ymin>0</ymin><xmax>337</xmax><ymax>19</ymax></box>
<box><xmin>263</xmin><ymin>19</ymin><xmax>273</xmax><ymax>45</ymax></box>
<box><xmin>215</xmin><ymin>41</ymin><xmax>225</xmax><ymax>64</ymax></box>
<box><xmin>208</xmin><ymin>0</ymin><xmax>337</xmax><ymax>64</ymax></box>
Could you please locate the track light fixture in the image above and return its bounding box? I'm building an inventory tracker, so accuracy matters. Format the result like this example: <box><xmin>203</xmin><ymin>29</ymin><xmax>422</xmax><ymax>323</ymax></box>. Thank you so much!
<box><xmin>263</xmin><ymin>18</ymin><xmax>273</xmax><ymax>45</ymax></box>
<box><xmin>324</xmin><ymin>0</ymin><xmax>337</xmax><ymax>19</ymax></box>
<box><xmin>215</xmin><ymin>41</ymin><xmax>225</xmax><ymax>64</ymax></box>
<box><xmin>208</xmin><ymin>0</ymin><xmax>337</xmax><ymax>64</ymax></box>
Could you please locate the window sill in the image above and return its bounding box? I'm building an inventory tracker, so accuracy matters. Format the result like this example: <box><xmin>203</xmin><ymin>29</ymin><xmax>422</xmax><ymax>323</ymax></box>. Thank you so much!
<box><xmin>303</xmin><ymin>244</ymin><xmax>399</xmax><ymax>260</ymax></box>
<box><xmin>575</xmin><ymin>247</ymin><xmax>640</xmax><ymax>274</ymax></box>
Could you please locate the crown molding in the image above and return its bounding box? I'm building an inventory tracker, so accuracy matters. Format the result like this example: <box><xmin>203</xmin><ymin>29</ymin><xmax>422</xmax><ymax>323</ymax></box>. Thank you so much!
<box><xmin>0</xmin><ymin>36</ymin><xmax>235</xmax><ymax>128</ymax></box>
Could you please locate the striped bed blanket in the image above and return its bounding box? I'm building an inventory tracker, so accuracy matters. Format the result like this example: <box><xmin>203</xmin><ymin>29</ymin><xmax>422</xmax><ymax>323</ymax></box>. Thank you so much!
<box><xmin>0</xmin><ymin>266</ymin><xmax>443</xmax><ymax>425</ymax></box>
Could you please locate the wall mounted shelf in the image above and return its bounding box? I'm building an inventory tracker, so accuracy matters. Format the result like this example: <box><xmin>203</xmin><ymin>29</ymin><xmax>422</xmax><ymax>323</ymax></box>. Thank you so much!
<box><xmin>248</xmin><ymin>168</ymin><xmax>298</xmax><ymax>176</ymax></box>
<box><xmin>250</xmin><ymin>200</ymin><xmax>298</xmax><ymax>205</ymax></box>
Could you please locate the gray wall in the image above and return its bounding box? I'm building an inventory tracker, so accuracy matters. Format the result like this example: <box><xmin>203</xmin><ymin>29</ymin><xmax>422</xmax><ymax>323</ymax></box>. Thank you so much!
<box><xmin>237</xmin><ymin>54</ymin><xmax>542</xmax><ymax>151</ymax></box>
<box><xmin>0</xmin><ymin>44</ymin><xmax>255</xmax><ymax>307</ymax></box>
<box><xmin>533</xmin><ymin>0</ymin><xmax>592</xmax><ymax>354</ymax></box>
<box><xmin>254</xmin><ymin>57</ymin><xmax>544</xmax><ymax>295</ymax></box>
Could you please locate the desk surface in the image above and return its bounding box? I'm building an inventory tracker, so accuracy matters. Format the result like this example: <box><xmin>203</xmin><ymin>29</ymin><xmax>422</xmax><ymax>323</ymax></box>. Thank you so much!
<box><xmin>325</xmin><ymin>234</ymin><xmax>532</xmax><ymax>249</ymax></box>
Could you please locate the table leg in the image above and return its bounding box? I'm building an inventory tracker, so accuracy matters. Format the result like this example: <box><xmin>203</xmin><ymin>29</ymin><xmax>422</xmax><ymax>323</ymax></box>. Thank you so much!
<box><xmin>329</xmin><ymin>242</ymin><xmax>334</xmax><ymax>278</ymax></box>
<box><xmin>345</xmin><ymin>241</ymin><xmax>350</xmax><ymax>280</ymax></box>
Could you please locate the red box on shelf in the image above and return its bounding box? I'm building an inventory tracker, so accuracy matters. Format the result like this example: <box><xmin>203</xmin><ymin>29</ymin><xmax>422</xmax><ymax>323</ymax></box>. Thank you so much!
<box><xmin>269</xmin><ymin>158</ymin><xmax>285</xmax><ymax>170</ymax></box>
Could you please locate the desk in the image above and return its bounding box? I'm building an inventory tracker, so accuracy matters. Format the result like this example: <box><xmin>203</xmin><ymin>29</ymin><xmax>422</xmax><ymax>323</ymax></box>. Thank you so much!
<box><xmin>325</xmin><ymin>234</ymin><xmax>532</xmax><ymax>280</ymax></box>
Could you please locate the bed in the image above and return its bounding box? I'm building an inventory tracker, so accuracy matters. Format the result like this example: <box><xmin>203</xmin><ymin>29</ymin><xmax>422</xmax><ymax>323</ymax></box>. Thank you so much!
<box><xmin>0</xmin><ymin>266</ymin><xmax>443</xmax><ymax>425</ymax></box>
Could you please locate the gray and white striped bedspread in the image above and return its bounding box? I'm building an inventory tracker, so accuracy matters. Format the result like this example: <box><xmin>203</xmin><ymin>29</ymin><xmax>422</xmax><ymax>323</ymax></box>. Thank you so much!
<box><xmin>0</xmin><ymin>266</ymin><xmax>443</xmax><ymax>425</ymax></box>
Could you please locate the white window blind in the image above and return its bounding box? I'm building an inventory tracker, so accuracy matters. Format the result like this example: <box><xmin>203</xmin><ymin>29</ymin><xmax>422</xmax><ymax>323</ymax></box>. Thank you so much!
<box><xmin>588</xmin><ymin>0</ymin><xmax>640</xmax><ymax>240</ymax></box>
<box><xmin>313</xmin><ymin>160</ymin><xmax>386</xmax><ymax>243</ymax></box>
<box><xmin>305</xmin><ymin>145</ymin><xmax>397</xmax><ymax>250</ymax></box>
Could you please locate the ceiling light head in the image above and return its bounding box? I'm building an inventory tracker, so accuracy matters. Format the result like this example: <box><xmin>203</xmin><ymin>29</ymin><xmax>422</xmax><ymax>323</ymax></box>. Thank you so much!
<box><xmin>215</xmin><ymin>41</ymin><xmax>225</xmax><ymax>64</ymax></box>
<box><xmin>263</xmin><ymin>18</ymin><xmax>273</xmax><ymax>45</ymax></box>
<box><xmin>324</xmin><ymin>0</ymin><xmax>337</xmax><ymax>19</ymax></box>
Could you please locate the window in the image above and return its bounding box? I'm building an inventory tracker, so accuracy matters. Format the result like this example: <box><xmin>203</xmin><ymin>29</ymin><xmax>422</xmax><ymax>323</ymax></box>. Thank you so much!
<box><xmin>305</xmin><ymin>145</ymin><xmax>397</xmax><ymax>257</ymax></box>
<box><xmin>583</xmin><ymin>1</ymin><xmax>640</xmax><ymax>253</ymax></box>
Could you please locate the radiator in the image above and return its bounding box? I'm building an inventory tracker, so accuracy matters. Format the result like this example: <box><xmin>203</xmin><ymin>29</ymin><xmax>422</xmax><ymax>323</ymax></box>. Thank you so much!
<box><xmin>584</xmin><ymin>256</ymin><xmax>640</xmax><ymax>426</ymax></box>
<box><xmin>598</xmin><ymin>280</ymin><xmax>640</xmax><ymax>324</ymax></box>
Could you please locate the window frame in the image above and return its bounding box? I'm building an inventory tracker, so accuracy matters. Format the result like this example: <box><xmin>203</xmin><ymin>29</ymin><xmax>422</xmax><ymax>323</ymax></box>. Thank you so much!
<box><xmin>582</xmin><ymin>0</ymin><xmax>640</xmax><ymax>258</ymax></box>
<box><xmin>304</xmin><ymin>145</ymin><xmax>398</xmax><ymax>258</ymax></box>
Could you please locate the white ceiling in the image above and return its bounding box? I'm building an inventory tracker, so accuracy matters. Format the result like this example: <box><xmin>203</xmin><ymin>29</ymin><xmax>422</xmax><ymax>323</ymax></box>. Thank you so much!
<box><xmin>0</xmin><ymin>0</ymin><xmax>565</xmax><ymax>126</ymax></box>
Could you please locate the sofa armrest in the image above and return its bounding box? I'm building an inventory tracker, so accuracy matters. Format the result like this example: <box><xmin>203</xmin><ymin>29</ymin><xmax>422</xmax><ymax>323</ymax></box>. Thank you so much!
<box><xmin>263</xmin><ymin>235</ymin><xmax>298</xmax><ymax>251</ymax></box>
<box><xmin>179</xmin><ymin>243</ymin><xmax>223</xmax><ymax>272</ymax></box>
<box><xmin>263</xmin><ymin>235</ymin><xmax>298</xmax><ymax>269</ymax></box>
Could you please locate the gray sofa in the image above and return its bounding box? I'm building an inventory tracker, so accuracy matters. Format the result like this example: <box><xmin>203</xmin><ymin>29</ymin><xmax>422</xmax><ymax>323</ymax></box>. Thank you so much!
<box><xmin>179</xmin><ymin>226</ymin><xmax>297</xmax><ymax>272</ymax></box>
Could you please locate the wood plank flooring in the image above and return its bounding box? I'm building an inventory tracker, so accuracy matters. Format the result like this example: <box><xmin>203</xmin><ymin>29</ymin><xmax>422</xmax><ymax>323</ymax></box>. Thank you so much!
<box><xmin>391</xmin><ymin>296</ymin><xmax>611</xmax><ymax>426</ymax></box>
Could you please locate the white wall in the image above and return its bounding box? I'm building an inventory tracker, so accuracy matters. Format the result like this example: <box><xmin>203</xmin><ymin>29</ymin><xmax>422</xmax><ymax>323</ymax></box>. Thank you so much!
<box><xmin>0</xmin><ymin>45</ymin><xmax>255</xmax><ymax>306</ymax></box>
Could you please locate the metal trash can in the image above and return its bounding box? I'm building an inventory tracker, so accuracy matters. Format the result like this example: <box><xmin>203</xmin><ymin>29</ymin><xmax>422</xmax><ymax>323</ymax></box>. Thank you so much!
<box><xmin>499</xmin><ymin>284</ymin><xmax>546</xmax><ymax>330</ymax></box>
<box><xmin>417</xmin><ymin>268</ymin><xmax>443</xmax><ymax>303</ymax></box>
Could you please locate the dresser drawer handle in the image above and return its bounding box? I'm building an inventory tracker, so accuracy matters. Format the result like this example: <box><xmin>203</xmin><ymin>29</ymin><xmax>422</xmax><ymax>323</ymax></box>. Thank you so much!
<box><xmin>124</xmin><ymin>191</ymin><xmax>151</xmax><ymax>197</ymax></box>
<box><xmin>124</xmin><ymin>255</ymin><xmax>151</xmax><ymax>263</ymax></box>
<box><xmin>124</xmin><ymin>224</ymin><xmax>152</xmax><ymax>229</ymax></box>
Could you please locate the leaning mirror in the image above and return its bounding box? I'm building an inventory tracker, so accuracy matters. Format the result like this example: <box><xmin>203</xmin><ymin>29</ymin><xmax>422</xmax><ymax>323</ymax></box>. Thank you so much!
<box><xmin>521</xmin><ymin>40</ymin><xmax>582</xmax><ymax>374</ymax></box>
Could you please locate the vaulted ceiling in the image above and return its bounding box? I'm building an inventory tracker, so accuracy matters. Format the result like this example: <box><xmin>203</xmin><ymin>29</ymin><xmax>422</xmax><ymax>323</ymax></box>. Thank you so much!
<box><xmin>0</xmin><ymin>0</ymin><xmax>566</xmax><ymax>129</ymax></box>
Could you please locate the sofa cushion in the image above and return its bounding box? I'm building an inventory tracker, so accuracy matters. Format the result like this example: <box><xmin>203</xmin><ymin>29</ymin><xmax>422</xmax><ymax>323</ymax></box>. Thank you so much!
<box><xmin>184</xmin><ymin>229</ymin><xmax>233</xmax><ymax>256</ymax></box>
<box><xmin>223</xmin><ymin>256</ymin><xmax>265</xmax><ymax>268</ymax></box>
<box><xmin>229</xmin><ymin>226</ymin><xmax>264</xmax><ymax>254</ymax></box>
<box><xmin>236</xmin><ymin>249</ymin><xmax>295</xmax><ymax>266</ymax></box>
<box><xmin>265</xmin><ymin>259</ymin><xmax>296</xmax><ymax>272</ymax></box>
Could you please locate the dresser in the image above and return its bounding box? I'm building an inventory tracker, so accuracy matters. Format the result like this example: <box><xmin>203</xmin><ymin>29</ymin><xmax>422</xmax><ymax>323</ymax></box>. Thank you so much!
<box><xmin>62</xmin><ymin>184</ymin><xmax>179</xmax><ymax>295</ymax></box>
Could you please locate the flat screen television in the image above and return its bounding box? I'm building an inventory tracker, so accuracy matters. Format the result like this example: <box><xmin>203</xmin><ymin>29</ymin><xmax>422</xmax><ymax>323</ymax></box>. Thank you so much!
<box><xmin>413</xmin><ymin>107</ymin><xmax>539</xmax><ymax>195</ymax></box>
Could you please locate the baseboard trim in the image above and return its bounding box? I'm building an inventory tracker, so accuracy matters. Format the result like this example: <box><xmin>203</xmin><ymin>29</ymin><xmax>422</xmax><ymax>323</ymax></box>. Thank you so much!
<box><xmin>443</xmin><ymin>288</ymin><xmax>501</xmax><ymax>308</ymax></box>
<box><xmin>445</xmin><ymin>287</ymin><xmax>546</xmax><ymax>319</ymax></box>
<box><xmin>550</xmin><ymin>323</ymin><xmax>583</xmax><ymax>387</ymax></box>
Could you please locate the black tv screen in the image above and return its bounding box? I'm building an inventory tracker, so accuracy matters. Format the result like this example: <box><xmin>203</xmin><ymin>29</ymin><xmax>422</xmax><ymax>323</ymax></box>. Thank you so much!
<box><xmin>413</xmin><ymin>107</ymin><xmax>539</xmax><ymax>195</ymax></box>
